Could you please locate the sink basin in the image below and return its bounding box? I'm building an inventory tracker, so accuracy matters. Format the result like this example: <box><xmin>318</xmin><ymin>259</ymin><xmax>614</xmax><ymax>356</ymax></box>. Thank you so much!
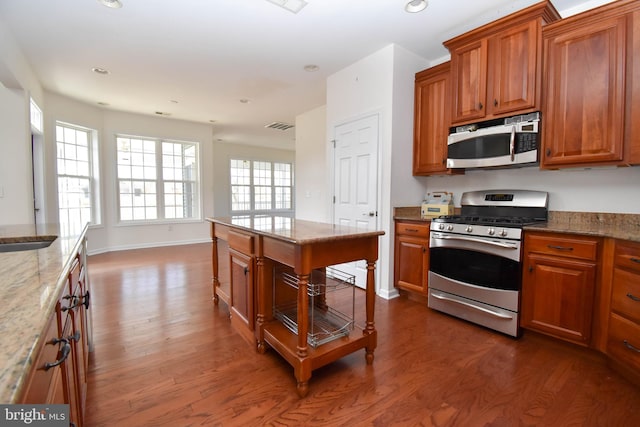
<box><xmin>0</xmin><ymin>238</ymin><xmax>56</xmax><ymax>253</ymax></box>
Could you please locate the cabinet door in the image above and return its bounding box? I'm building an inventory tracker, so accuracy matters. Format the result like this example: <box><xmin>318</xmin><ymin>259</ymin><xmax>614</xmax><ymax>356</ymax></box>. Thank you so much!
<box><xmin>21</xmin><ymin>315</ymin><xmax>66</xmax><ymax>405</ymax></box>
<box><xmin>450</xmin><ymin>39</ymin><xmax>488</xmax><ymax>123</ymax></box>
<box><xmin>229</xmin><ymin>249</ymin><xmax>254</xmax><ymax>330</ymax></box>
<box><xmin>489</xmin><ymin>20</ymin><xmax>539</xmax><ymax>116</ymax></box>
<box><xmin>413</xmin><ymin>63</ymin><xmax>451</xmax><ymax>175</ymax></box>
<box><xmin>542</xmin><ymin>15</ymin><xmax>627</xmax><ymax>168</ymax></box>
<box><xmin>627</xmin><ymin>10</ymin><xmax>640</xmax><ymax>165</ymax></box>
<box><xmin>394</xmin><ymin>235</ymin><xmax>429</xmax><ymax>295</ymax></box>
<box><xmin>521</xmin><ymin>253</ymin><xmax>596</xmax><ymax>345</ymax></box>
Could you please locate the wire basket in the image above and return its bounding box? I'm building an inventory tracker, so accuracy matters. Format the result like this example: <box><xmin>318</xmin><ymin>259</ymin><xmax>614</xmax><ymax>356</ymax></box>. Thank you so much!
<box><xmin>274</xmin><ymin>266</ymin><xmax>355</xmax><ymax>348</ymax></box>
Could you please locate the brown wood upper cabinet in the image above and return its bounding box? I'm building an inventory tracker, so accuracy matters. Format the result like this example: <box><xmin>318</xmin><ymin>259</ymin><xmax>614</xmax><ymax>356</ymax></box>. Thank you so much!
<box><xmin>413</xmin><ymin>62</ymin><xmax>454</xmax><ymax>176</ymax></box>
<box><xmin>444</xmin><ymin>1</ymin><xmax>560</xmax><ymax>125</ymax></box>
<box><xmin>541</xmin><ymin>0</ymin><xmax>640</xmax><ymax>169</ymax></box>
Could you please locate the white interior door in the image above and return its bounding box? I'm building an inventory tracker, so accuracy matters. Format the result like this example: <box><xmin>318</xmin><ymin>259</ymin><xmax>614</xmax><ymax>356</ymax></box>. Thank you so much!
<box><xmin>332</xmin><ymin>114</ymin><xmax>379</xmax><ymax>288</ymax></box>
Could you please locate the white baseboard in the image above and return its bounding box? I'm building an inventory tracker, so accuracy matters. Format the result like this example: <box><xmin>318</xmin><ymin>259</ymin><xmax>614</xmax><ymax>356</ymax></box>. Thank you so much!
<box><xmin>87</xmin><ymin>238</ymin><xmax>210</xmax><ymax>256</ymax></box>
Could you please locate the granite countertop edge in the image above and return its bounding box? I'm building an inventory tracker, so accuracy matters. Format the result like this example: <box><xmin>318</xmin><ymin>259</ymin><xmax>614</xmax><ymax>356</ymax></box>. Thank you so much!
<box><xmin>0</xmin><ymin>224</ymin><xmax>88</xmax><ymax>403</ymax></box>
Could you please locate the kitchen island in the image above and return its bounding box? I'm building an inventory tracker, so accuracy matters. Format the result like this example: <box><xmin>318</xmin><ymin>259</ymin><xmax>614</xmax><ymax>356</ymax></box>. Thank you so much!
<box><xmin>207</xmin><ymin>216</ymin><xmax>384</xmax><ymax>397</ymax></box>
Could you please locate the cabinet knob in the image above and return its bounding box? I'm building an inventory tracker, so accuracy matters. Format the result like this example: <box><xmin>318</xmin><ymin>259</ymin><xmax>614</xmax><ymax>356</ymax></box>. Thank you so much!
<box><xmin>478</xmin><ymin>102</ymin><xmax>483</xmax><ymax>110</ymax></box>
<box><xmin>528</xmin><ymin>266</ymin><xmax>533</xmax><ymax>273</ymax></box>
<box><xmin>494</xmin><ymin>99</ymin><xmax>498</xmax><ymax>107</ymax></box>
<box><xmin>546</xmin><ymin>148</ymin><xmax>551</xmax><ymax>156</ymax></box>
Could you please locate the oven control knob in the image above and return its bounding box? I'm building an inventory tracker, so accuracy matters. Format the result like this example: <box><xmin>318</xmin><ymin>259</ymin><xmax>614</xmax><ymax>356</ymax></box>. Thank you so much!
<box><xmin>447</xmin><ymin>224</ymin><xmax>454</xmax><ymax>231</ymax></box>
<box><xmin>499</xmin><ymin>229</ymin><xmax>508</xmax><ymax>237</ymax></box>
<box><xmin>465</xmin><ymin>225</ymin><xmax>473</xmax><ymax>233</ymax></box>
<box><xmin>488</xmin><ymin>228</ymin><xmax>495</xmax><ymax>236</ymax></box>
<box><xmin>438</xmin><ymin>223</ymin><xmax>445</xmax><ymax>230</ymax></box>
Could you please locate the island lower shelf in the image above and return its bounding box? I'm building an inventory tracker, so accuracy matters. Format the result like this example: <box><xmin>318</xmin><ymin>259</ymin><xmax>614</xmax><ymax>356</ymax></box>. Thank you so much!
<box><xmin>262</xmin><ymin>320</ymin><xmax>377</xmax><ymax>373</ymax></box>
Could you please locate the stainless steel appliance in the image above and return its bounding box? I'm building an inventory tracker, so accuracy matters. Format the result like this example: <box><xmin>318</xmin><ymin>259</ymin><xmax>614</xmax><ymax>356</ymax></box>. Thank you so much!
<box><xmin>447</xmin><ymin>112</ymin><xmax>540</xmax><ymax>169</ymax></box>
<box><xmin>428</xmin><ymin>189</ymin><xmax>548</xmax><ymax>337</ymax></box>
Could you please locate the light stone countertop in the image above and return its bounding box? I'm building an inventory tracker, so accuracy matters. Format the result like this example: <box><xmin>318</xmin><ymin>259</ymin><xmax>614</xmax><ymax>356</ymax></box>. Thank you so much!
<box><xmin>393</xmin><ymin>207</ymin><xmax>640</xmax><ymax>242</ymax></box>
<box><xmin>0</xmin><ymin>223</ymin><xmax>88</xmax><ymax>403</ymax></box>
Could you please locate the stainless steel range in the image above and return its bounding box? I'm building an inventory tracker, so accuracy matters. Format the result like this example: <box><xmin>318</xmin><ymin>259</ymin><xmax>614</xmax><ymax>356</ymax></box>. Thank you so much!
<box><xmin>428</xmin><ymin>189</ymin><xmax>548</xmax><ymax>337</ymax></box>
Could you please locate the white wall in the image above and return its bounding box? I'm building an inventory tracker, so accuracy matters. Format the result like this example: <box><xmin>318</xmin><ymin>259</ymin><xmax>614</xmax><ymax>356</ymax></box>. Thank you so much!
<box><xmin>325</xmin><ymin>44</ymin><xmax>429</xmax><ymax>299</ymax></box>
<box><xmin>0</xmin><ymin>21</ymin><xmax>43</xmax><ymax>226</ymax></box>
<box><xmin>295</xmin><ymin>105</ymin><xmax>328</xmax><ymax>222</ymax></box>
<box><xmin>418</xmin><ymin>165</ymin><xmax>640</xmax><ymax>213</ymax></box>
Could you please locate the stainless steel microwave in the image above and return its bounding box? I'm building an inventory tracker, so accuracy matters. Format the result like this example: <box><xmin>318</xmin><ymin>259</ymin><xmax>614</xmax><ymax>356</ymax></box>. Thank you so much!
<box><xmin>446</xmin><ymin>112</ymin><xmax>540</xmax><ymax>169</ymax></box>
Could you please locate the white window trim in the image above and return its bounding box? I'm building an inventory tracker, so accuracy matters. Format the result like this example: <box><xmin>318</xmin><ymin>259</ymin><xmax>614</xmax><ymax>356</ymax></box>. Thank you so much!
<box><xmin>115</xmin><ymin>134</ymin><xmax>203</xmax><ymax>224</ymax></box>
<box><xmin>230</xmin><ymin>158</ymin><xmax>295</xmax><ymax>215</ymax></box>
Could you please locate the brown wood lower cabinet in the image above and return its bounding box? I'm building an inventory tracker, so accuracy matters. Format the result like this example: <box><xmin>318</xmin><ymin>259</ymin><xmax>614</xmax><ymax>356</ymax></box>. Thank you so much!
<box><xmin>20</xmin><ymin>236</ymin><xmax>90</xmax><ymax>427</ymax></box>
<box><xmin>521</xmin><ymin>232</ymin><xmax>600</xmax><ymax>346</ymax></box>
<box><xmin>606</xmin><ymin>239</ymin><xmax>640</xmax><ymax>382</ymax></box>
<box><xmin>394</xmin><ymin>220</ymin><xmax>430</xmax><ymax>296</ymax></box>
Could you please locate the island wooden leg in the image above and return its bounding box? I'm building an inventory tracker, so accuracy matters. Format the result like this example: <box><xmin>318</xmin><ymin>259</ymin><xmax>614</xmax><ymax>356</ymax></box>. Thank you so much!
<box><xmin>365</xmin><ymin>260</ymin><xmax>377</xmax><ymax>365</ymax></box>
<box><xmin>296</xmin><ymin>273</ymin><xmax>309</xmax><ymax>358</ymax></box>
<box><xmin>256</xmin><ymin>255</ymin><xmax>267</xmax><ymax>354</ymax></box>
<box><xmin>211</xmin><ymin>235</ymin><xmax>219</xmax><ymax>305</ymax></box>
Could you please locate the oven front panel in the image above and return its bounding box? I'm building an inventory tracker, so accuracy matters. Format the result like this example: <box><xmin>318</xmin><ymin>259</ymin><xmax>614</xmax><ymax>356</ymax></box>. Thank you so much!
<box><xmin>429</xmin><ymin>246</ymin><xmax>521</xmax><ymax>292</ymax></box>
<box><xmin>428</xmin><ymin>272</ymin><xmax>520</xmax><ymax>337</ymax></box>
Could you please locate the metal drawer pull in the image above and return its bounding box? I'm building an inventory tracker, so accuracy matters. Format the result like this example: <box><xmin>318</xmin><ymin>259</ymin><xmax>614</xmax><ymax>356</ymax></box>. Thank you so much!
<box><xmin>623</xmin><ymin>340</ymin><xmax>640</xmax><ymax>353</ymax></box>
<box><xmin>43</xmin><ymin>339</ymin><xmax>71</xmax><ymax>371</ymax></box>
<box><xmin>430</xmin><ymin>293</ymin><xmax>513</xmax><ymax>320</ymax></box>
<box><xmin>405</xmin><ymin>228</ymin><xmax>420</xmax><ymax>233</ymax></box>
<box><xmin>626</xmin><ymin>293</ymin><xmax>640</xmax><ymax>302</ymax></box>
<box><xmin>631</xmin><ymin>257</ymin><xmax>640</xmax><ymax>264</ymax></box>
<box><xmin>547</xmin><ymin>245</ymin><xmax>573</xmax><ymax>251</ymax></box>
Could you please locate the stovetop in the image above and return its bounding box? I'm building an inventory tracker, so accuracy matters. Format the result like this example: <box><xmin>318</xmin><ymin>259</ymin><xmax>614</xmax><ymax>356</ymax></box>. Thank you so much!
<box><xmin>432</xmin><ymin>215</ymin><xmax>544</xmax><ymax>228</ymax></box>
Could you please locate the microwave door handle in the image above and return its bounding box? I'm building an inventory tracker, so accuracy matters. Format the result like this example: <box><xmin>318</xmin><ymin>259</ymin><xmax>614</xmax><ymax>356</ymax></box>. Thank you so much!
<box><xmin>510</xmin><ymin>125</ymin><xmax>516</xmax><ymax>161</ymax></box>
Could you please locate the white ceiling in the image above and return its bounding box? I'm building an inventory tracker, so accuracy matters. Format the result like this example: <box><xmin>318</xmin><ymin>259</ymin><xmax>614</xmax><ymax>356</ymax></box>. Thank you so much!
<box><xmin>0</xmin><ymin>0</ymin><xmax>610</xmax><ymax>150</ymax></box>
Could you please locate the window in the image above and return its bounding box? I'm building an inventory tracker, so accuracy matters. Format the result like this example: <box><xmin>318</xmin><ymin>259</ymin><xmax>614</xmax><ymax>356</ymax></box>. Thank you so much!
<box><xmin>230</xmin><ymin>159</ymin><xmax>293</xmax><ymax>213</ymax></box>
<box><xmin>116</xmin><ymin>135</ymin><xmax>200</xmax><ymax>222</ymax></box>
<box><xmin>56</xmin><ymin>122</ymin><xmax>100</xmax><ymax>236</ymax></box>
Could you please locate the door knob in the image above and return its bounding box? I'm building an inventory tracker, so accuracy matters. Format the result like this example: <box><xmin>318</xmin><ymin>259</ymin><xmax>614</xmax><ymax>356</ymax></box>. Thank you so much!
<box><xmin>363</xmin><ymin>211</ymin><xmax>375</xmax><ymax>217</ymax></box>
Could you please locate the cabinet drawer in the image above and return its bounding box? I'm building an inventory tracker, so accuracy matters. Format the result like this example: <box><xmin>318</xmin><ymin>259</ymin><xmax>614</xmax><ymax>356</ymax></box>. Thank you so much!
<box><xmin>525</xmin><ymin>234</ymin><xmax>598</xmax><ymax>261</ymax></box>
<box><xmin>611</xmin><ymin>268</ymin><xmax>640</xmax><ymax>324</ymax></box>
<box><xmin>607</xmin><ymin>313</ymin><xmax>640</xmax><ymax>372</ymax></box>
<box><xmin>228</xmin><ymin>230</ymin><xmax>254</xmax><ymax>255</ymax></box>
<box><xmin>21</xmin><ymin>316</ymin><xmax>64</xmax><ymax>404</ymax></box>
<box><xmin>395</xmin><ymin>222</ymin><xmax>430</xmax><ymax>238</ymax></box>
<box><xmin>614</xmin><ymin>240</ymin><xmax>640</xmax><ymax>273</ymax></box>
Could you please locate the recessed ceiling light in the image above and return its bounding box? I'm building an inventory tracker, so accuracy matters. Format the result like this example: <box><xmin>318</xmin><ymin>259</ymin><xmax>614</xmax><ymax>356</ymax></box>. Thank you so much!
<box><xmin>405</xmin><ymin>0</ymin><xmax>428</xmax><ymax>13</ymax></box>
<box><xmin>97</xmin><ymin>0</ymin><xmax>123</xmax><ymax>9</ymax></box>
<box><xmin>97</xmin><ymin>102</ymin><xmax>110</xmax><ymax>106</ymax></box>
<box><xmin>304</xmin><ymin>64</ymin><xmax>319</xmax><ymax>72</ymax></box>
<box><xmin>239</xmin><ymin>99</ymin><xmax>250</xmax><ymax>104</ymax></box>
<box><xmin>209</xmin><ymin>120</ymin><xmax>217</xmax><ymax>123</ymax></box>
<box><xmin>92</xmin><ymin>67</ymin><xmax>109</xmax><ymax>75</ymax></box>
<box><xmin>169</xmin><ymin>100</ymin><xmax>178</xmax><ymax>104</ymax></box>
<box><xmin>155</xmin><ymin>111</ymin><xmax>171</xmax><ymax>116</ymax></box>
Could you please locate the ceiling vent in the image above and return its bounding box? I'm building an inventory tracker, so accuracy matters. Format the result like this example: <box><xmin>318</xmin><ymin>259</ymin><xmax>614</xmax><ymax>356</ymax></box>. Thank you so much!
<box><xmin>265</xmin><ymin>121</ymin><xmax>294</xmax><ymax>131</ymax></box>
<box><xmin>265</xmin><ymin>0</ymin><xmax>308</xmax><ymax>14</ymax></box>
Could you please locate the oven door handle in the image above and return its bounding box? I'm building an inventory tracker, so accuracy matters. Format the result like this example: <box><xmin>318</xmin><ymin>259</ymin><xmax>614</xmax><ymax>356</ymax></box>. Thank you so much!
<box><xmin>430</xmin><ymin>292</ymin><xmax>514</xmax><ymax>320</ymax></box>
<box><xmin>432</xmin><ymin>234</ymin><xmax>518</xmax><ymax>250</ymax></box>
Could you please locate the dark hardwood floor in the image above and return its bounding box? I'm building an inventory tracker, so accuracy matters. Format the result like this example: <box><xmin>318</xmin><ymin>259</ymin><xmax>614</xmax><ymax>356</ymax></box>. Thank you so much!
<box><xmin>85</xmin><ymin>243</ymin><xmax>640</xmax><ymax>426</ymax></box>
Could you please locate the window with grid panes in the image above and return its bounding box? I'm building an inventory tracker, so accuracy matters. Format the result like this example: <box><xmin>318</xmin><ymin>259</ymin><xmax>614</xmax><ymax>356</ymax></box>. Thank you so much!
<box><xmin>56</xmin><ymin>122</ymin><xmax>100</xmax><ymax>236</ymax></box>
<box><xmin>230</xmin><ymin>159</ymin><xmax>293</xmax><ymax>213</ymax></box>
<box><xmin>116</xmin><ymin>135</ymin><xmax>200</xmax><ymax>222</ymax></box>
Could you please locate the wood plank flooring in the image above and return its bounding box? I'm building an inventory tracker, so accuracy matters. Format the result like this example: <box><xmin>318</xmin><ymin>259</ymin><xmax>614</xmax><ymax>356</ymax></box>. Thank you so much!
<box><xmin>85</xmin><ymin>243</ymin><xmax>640</xmax><ymax>426</ymax></box>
